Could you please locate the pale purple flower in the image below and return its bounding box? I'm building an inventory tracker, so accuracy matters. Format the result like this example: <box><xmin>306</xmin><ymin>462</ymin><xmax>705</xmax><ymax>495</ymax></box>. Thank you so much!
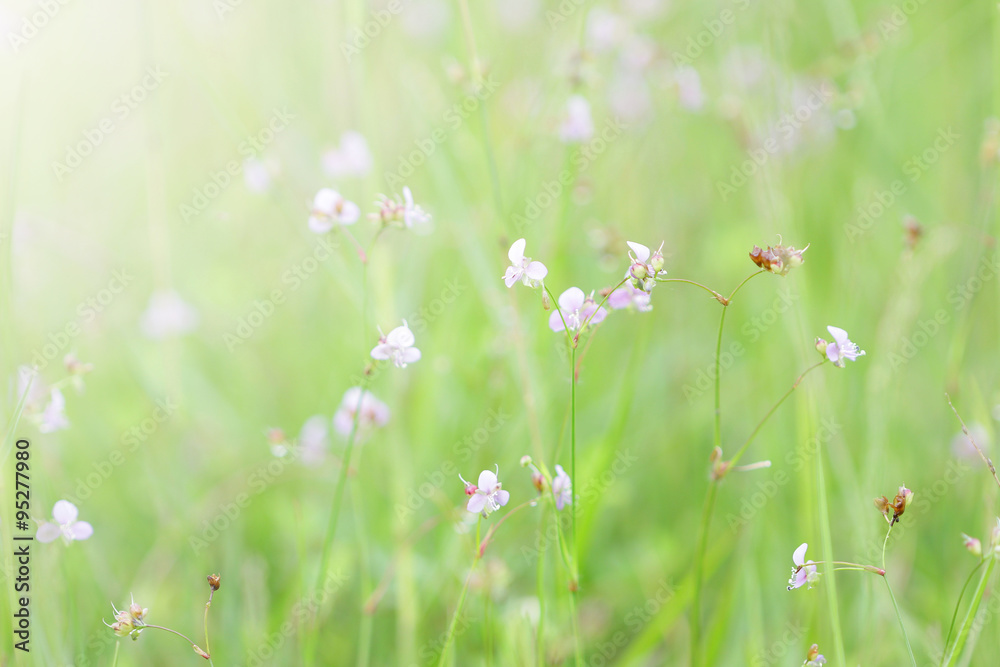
<box><xmin>675</xmin><ymin>66</ymin><xmax>705</xmax><ymax>111</ymax></box>
<box><xmin>309</xmin><ymin>188</ymin><xmax>360</xmax><ymax>233</ymax></box>
<box><xmin>552</xmin><ymin>464</ymin><xmax>572</xmax><ymax>511</ymax></box>
<box><xmin>321</xmin><ymin>131</ymin><xmax>372</xmax><ymax>178</ymax></box>
<box><xmin>503</xmin><ymin>238</ymin><xmax>548</xmax><ymax>288</ymax></box>
<box><xmin>462</xmin><ymin>467</ymin><xmax>510</xmax><ymax>518</ymax></box>
<box><xmin>243</xmin><ymin>158</ymin><xmax>273</xmax><ymax>193</ymax></box>
<box><xmin>39</xmin><ymin>388</ymin><xmax>69</xmax><ymax>433</ymax></box>
<box><xmin>298</xmin><ymin>416</ymin><xmax>330</xmax><ymax>464</ymax></box>
<box><xmin>559</xmin><ymin>95</ymin><xmax>594</xmax><ymax>143</ymax></box>
<box><xmin>626</xmin><ymin>241</ymin><xmax>666</xmax><ymax>293</ymax></box>
<box><xmin>139</xmin><ymin>290</ymin><xmax>200</xmax><ymax>340</ymax></box>
<box><xmin>371</xmin><ymin>321</ymin><xmax>421</xmax><ymax>368</ymax></box>
<box><xmin>824</xmin><ymin>326</ymin><xmax>865</xmax><ymax>367</ymax></box>
<box><xmin>586</xmin><ymin>9</ymin><xmax>627</xmax><ymax>53</ymax></box>
<box><xmin>548</xmin><ymin>287</ymin><xmax>607</xmax><ymax>333</ymax></box>
<box><xmin>608</xmin><ymin>282</ymin><xmax>652</xmax><ymax>312</ymax></box>
<box><xmin>332</xmin><ymin>387</ymin><xmax>390</xmax><ymax>442</ymax></box>
<box><xmin>787</xmin><ymin>542</ymin><xmax>818</xmax><ymax>590</ymax></box>
<box><xmin>36</xmin><ymin>500</ymin><xmax>93</xmax><ymax>544</ymax></box>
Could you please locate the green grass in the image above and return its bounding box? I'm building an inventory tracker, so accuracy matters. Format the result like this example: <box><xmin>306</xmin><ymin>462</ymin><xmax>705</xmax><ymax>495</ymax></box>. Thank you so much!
<box><xmin>1</xmin><ymin>0</ymin><xmax>999</xmax><ymax>664</ymax></box>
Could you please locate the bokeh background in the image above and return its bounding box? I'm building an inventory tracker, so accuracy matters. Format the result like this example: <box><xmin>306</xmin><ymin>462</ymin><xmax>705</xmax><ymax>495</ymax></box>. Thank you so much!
<box><xmin>1</xmin><ymin>0</ymin><xmax>999</xmax><ymax>664</ymax></box>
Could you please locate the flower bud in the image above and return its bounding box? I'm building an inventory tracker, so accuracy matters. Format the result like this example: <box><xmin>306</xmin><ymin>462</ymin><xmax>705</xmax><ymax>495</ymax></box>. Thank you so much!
<box><xmin>541</xmin><ymin>290</ymin><xmax>551</xmax><ymax>310</ymax></box>
<box><xmin>532</xmin><ymin>473</ymin><xmax>546</xmax><ymax>492</ymax></box>
<box><xmin>897</xmin><ymin>485</ymin><xmax>913</xmax><ymax>510</ymax></box>
<box><xmin>962</xmin><ymin>533</ymin><xmax>982</xmax><ymax>558</ymax></box>
<box><xmin>464</xmin><ymin>483</ymin><xmax>477</xmax><ymax>496</ymax></box>
<box><xmin>650</xmin><ymin>244</ymin><xmax>665</xmax><ymax>273</ymax></box>
<box><xmin>207</xmin><ymin>573</ymin><xmax>221</xmax><ymax>591</ymax></box>
<box><xmin>630</xmin><ymin>262</ymin><xmax>648</xmax><ymax>280</ymax></box>
<box><xmin>193</xmin><ymin>645</ymin><xmax>211</xmax><ymax>659</ymax></box>
<box><xmin>111</xmin><ymin>619</ymin><xmax>133</xmax><ymax>637</ymax></box>
<box><xmin>815</xmin><ymin>337</ymin><xmax>829</xmax><ymax>355</ymax></box>
<box><xmin>519</xmin><ymin>455</ymin><xmax>533</xmax><ymax>467</ymax></box>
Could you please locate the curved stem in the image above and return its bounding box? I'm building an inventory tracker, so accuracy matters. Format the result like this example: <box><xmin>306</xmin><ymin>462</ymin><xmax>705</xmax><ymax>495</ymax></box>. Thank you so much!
<box><xmin>478</xmin><ymin>499</ymin><xmax>536</xmax><ymax>556</ymax></box>
<box><xmin>940</xmin><ymin>559</ymin><xmax>987</xmax><ymax>665</ymax></box>
<box><xmin>143</xmin><ymin>624</ymin><xmax>202</xmax><ymax>649</ymax></box>
<box><xmin>725</xmin><ymin>270</ymin><xmax>765</xmax><ymax>303</ymax></box>
<box><xmin>544</xmin><ymin>284</ymin><xmax>574</xmax><ymax>349</ymax></box>
<box><xmin>726</xmin><ymin>361</ymin><xmax>825</xmax><ymax>472</ymax></box>
<box><xmin>656</xmin><ymin>278</ymin><xmax>727</xmax><ymax>303</ymax></box>
<box><xmin>882</xmin><ymin>526</ymin><xmax>917</xmax><ymax>667</ymax></box>
<box><xmin>577</xmin><ymin>277</ymin><xmax>628</xmax><ymax>335</ymax></box>
<box><xmin>203</xmin><ymin>589</ymin><xmax>215</xmax><ymax>667</ymax></box>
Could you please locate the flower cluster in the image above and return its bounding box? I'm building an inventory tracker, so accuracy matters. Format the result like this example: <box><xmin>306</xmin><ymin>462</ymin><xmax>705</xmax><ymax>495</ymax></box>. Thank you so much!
<box><xmin>371</xmin><ymin>186</ymin><xmax>431</xmax><ymax>229</ymax></box>
<box><xmin>333</xmin><ymin>387</ymin><xmax>391</xmax><ymax>441</ymax></box>
<box><xmin>107</xmin><ymin>595</ymin><xmax>148</xmax><ymax>640</ymax></box>
<box><xmin>749</xmin><ymin>241</ymin><xmax>808</xmax><ymax>276</ymax></box>
<box><xmin>625</xmin><ymin>241</ymin><xmax>666</xmax><ymax>293</ymax></box>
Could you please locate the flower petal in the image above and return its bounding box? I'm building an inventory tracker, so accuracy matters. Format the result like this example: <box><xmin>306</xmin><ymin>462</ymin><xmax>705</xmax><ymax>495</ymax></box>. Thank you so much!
<box><xmin>467</xmin><ymin>493</ymin><xmax>487</xmax><ymax>514</ymax></box>
<box><xmin>401</xmin><ymin>347</ymin><xmax>421</xmax><ymax>364</ymax></box>
<box><xmin>69</xmin><ymin>521</ymin><xmax>93</xmax><ymax>541</ymax></box>
<box><xmin>308</xmin><ymin>215</ymin><xmax>333</xmax><ymax>234</ymax></box>
<box><xmin>313</xmin><ymin>188</ymin><xmax>339</xmax><ymax>212</ymax></box>
<box><xmin>548</xmin><ymin>311</ymin><xmax>566</xmax><ymax>332</ymax></box>
<box><xmin>504</xmin><ymin>266</ymin><xmax>521</xmax><ymax>288</ymax></box>
<box><xmin>478</xmin><ymin>469</ymin><xmax>498</xmax><ymax>490</ymax></box>
<box><xmin>339</xmin><ymin>200</ymin><xmax>360</xmax><ymax>224</ymax></box>
<box><xmin>825</xmin><ymin>342</ymin><xmax>840</xmax><ymax>365</ymax></box>
<box><xmin>559</xmin><ymin>287</ymin><xmax>585</xmax><ymax>312</ymax></box>
<box><xmin>495</xmin><ymin>489</ymin><xmax>510</xmax><ymax>507</ymax></box>
<box><xmin>525</xmin><ymin>261</ymin><xmax>548</xmax><ymax>281</ymax></box>
<box><xmin>627</xmin><ymin>241</ymin><xmax>650</xmax><ymax>262</ymax></box>
<box><xmin>53</xmin><ymin>500</ymin><xmax>78</xmax><ymax>525</ymax></box>
<box><xmin>36</xmin><ymin>522</ymin><xmax>61</xmax><ymax>543</ymax></box>
<box><xmin>387</xmin><ymin>322</ymin><xmax>415</xmax><ymax>347</ymax></box>
<box><xmin>371</xmin><ymin>344</ymin><xmax>392</xmax><ymax>360</ymax></box>
<box><xmin>827</xmin><ymin>326</ymin><xmax>849</xmax><ymax>345</ymax></box>
<box><xmin>792</xmin><ymin>542</ymin><xmax>808</xmax><ymax>567</ymax></box>
<box><xmin>508</xmin><ymin>238</ymin><xmax>526</xmax><ymax>265</ymax></box>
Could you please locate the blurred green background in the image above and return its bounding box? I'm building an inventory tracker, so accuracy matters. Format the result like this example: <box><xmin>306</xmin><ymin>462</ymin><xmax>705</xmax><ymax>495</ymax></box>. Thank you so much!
<box><xmin>1</xmin><ymin>0</ymin><xmax>999</xmax><ymax>664</ymax></box>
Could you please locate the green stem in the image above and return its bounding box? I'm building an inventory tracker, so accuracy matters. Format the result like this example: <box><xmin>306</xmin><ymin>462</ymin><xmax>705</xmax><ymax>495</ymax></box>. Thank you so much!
<box><xmin>656</xmin><ymin>278</ymin><xmax>727</xmax><ymax>303</ymax></box>
<box><xmin>690</xmin><ymin>479</ymin><xmax>718</xmax><ymax>667</ymax></box>
<box><xmin>577</xmin><ymin>277</ymin><xmax>628</xmax><ymax>336</ymax></box>
<box><xmin>111</xmin><ymin>640</ymin><xmax>120</xmax><ymax>667</ymax></box>
<box><xmin>881</xmin><ymin>526</ymin><xmax>916</xmax><ymax>666</ymax></box>
<box><xmin>816</xmin><ymin>438</ymin><xmax>846</xmax><ymax>664</ymax></box>
<box><xmin>941</xmin><ymin>559</ymin><xmax>987</xmax><ymax>665</ymax></box>
<box><xmin>536</xmin><ymin>508</ymin><xmax>547</xmax><ymax>667</ymax></box>
<box><xmin>203</xmin><ymin>589</ymin><xmax>215</xmax><ymax>667</ymax></box>
<box><xmin>942</xmin><ymin>556</ymin><xmax>997</xmax><ymax>667</ymax></box>
<box><xmin>726</xmin><ymin>361</ymin><xmax>825</xmax><ymax>471</ymax></box>
<box><xmin>437</xmin><ymin>518</ymin><xmax>482</xmax><ymax>667</ymax></box>
<box><xmin>568</xmin><ymin>588</ymin><xmax>583</xmax><ymax>667</ymax></box>
<box><xmin>143</xmin><ymin>624</ymin><xmax>203</xmax><ymax>649</ymax></box>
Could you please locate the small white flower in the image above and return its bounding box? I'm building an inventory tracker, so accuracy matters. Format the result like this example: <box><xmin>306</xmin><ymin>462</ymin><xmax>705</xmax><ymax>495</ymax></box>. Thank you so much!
<box><xmin>39</xmin><ymin>388</ymin><xmax>69</xmax><ymax>433</ymax></box>
<box><xmin>552</xmin><ymin>465</ymin><xmax>572</xmax><ymax>511</ymax></box>
<box><xmin>559</xmin><ymin>95</ymin><xmax>594</xmax><ymax>143</ymax></box>
<box><xmin>503</xmin><ymin>238</ymin><xmax>548</xmax><ymax>288</ymax></box>
<box><xmin>462</xmin><ymin>466</ymin><xmax>511</xmax><ymax>518</ymax></box>
<box><xmin>321</xmin><ymin>131</ymin><xmax>372</xmax><ymax>178</ymax></box>
<box><xmin>332</xmin><ymin>387</ymin><xmax>390</xmax><ymax>442</ymax></box>
<box><xmin>140</xmin><ymin>290</ymin><xmax>200</xmax><ymax>340</ymax></box>
<box><xmin>36</xmin><ymin>500</ymin><xmax>93</xmax><ymax>544</ymax></box>
<box><xmin>371</xmin><ymin>321</ymin><xmax>421</xmax><ymax>368</ymax></box>
<box><xmin>309</xmin><ymin>188</ymin><xmax>360</xmax><ymax>233</ymax></box>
